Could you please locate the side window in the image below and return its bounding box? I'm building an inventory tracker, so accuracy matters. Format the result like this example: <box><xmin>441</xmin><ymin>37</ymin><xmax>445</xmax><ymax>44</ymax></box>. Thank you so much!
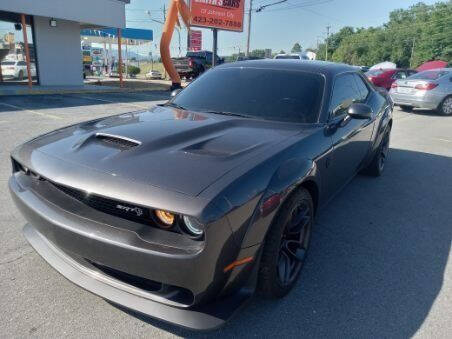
<box><xmin>329</xmin><ymin>74</ymin><xmax>361</xmax><ymax>117</ymax></box>
<box><xmin>393</xmin><ymin>71</ymin><xmax>407</xmax><ymax>79</ymax></box>
<box><xmin>353</xmin><ymin>74</ymin><xmax>369</xmax><ymax>101</ymax></box>
<box><xmin>18</xmin><ymin>61</ymin><xmax>26</xmax><ymax>66</ymax></box>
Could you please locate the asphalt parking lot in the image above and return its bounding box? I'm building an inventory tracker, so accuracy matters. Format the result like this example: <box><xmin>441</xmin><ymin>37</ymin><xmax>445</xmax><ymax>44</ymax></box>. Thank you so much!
<box><xmin>1</xmin><ymin>93</ymin><xmax>451</xmax><ymax>338</ymax></box>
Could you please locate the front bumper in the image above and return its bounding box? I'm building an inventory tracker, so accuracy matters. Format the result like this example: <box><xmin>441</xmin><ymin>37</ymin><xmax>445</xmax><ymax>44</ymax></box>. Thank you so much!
<box><xmin>390</xmin><ymin>91</ymin><xmax>441</xmax><ymax>110</ymax></box>
<box><xmin>23</xmin><ymin>223</ymin><xmax>254</xmax><ymax>330</ymax></box>
<box><xmin>9</xmin><ymin>173</ymin><xmax>260</xmax><ymax>330</ymax></box>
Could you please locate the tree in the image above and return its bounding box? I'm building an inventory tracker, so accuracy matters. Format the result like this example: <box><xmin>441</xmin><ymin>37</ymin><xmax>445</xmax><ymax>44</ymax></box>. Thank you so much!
<box><xmin>315</xmin><ymin>1</ymin><xmax>452</xmax><ymax>67</ymax></box>
<box><xmin>249</xmin><ymin>49</ymin><xmax>267</xmax><ymax>58</ymax></box>
<box><xmin>279</xmin><ymin>50</ymin><xmax>286</xmax><ymax>54</ymax></box>
<box><xmin>291</xmin><ymin>42</ymin><xmax>302</xmax><ymax>53</ymax></box>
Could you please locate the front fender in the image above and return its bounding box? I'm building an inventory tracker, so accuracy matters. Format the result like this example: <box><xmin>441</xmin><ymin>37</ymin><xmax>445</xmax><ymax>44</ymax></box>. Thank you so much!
<box><xmin>239</xmin><ymin>158</ymin><xmax>319</xmax><ymax>248</ymax></box>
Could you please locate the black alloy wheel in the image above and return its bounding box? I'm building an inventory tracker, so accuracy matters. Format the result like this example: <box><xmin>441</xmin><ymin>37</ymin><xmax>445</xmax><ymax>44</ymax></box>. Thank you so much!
<box><xmin>258</xmin><ymin>188</ymin><xmax>313</xmax><ymax>298</ymax></box>
<box><xmin>378</xmin><ymin>133</ymin><xmax>390</xmax><ymax>173</ymax></box>
<box><xmin>362</xmin><ymin>131</ymin><xmax>391</xmax><ymax>177</ymax></box>
<box><xmin>277</xmin><ymin>201</ymin><xmax>311</xmax><ymax>287</ymax></box>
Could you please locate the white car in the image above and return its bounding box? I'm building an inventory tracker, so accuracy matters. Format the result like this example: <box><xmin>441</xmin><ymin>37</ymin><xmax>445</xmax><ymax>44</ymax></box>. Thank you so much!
<box><xmin>274</xmin><ymin>52</ymin><xmax>315</xmax><ymax>61</ymax></box>
<box><xmin>274</xmin><ymin>53</ymin><xmax>304</xmax><ymax>60</ymax></box>
<box><xmin>1</xmin><ymin>60</ymin><xmax>36</xmax><ymax>80</ymax></box>
<box><xmin>145</xmin><ymin>70</ymin><xmax>163</xmax><ymax>80</ymax></box>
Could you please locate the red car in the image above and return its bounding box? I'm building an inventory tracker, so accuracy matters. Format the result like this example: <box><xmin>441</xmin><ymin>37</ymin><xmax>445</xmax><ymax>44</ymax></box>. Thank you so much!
<box><xmin>365</xmin><ymin>69</ymin><xmax>417</xmax><ymax>90</ymax></box>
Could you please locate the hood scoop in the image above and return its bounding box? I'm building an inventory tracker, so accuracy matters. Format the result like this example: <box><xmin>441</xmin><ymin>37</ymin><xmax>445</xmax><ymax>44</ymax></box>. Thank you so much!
<box><xmin>94</xmin><ymin>133</ymin><xmax>141</xmax><ymax>149</ymax></box>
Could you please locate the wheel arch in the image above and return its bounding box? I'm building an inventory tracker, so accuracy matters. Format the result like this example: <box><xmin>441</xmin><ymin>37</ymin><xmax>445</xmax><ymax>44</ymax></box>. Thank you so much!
<box><xmin>238</xmin><ymin>158</ymin><xmax>321</xmax><ymax>248</ymax></box>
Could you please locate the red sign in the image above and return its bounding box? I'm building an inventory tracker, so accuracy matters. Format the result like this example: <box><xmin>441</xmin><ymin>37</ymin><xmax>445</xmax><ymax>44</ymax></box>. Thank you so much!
<box><xmin>190</xmin><ymin>0</ymin><xmax>245</xmax><ymax>32</ymax></box>
<box><xmin>189</xmin><ymin>30</ymin><xmax>202</xmax><ymax>51</ymax></box>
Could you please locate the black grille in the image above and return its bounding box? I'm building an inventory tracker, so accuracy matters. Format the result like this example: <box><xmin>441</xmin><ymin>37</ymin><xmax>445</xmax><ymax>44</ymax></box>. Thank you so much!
<box><xmin>49</xmin><ymin>181</ymin><xmax>152</xmax><ymax>225</ymax></box>
<box><xmin>95</xmin><ymin>134</ymin><xmax>140</xmax><ymax>149</ymax></box>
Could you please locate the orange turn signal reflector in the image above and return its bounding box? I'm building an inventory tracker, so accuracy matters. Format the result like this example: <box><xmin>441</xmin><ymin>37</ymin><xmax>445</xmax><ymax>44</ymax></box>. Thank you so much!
<box><xmin>155</xmin><ymin>210</ymin><xmax>175</xmax><ymax>226</ymax></box>
<box><xmin>223</xmin><ymin>257</ymin><xmax>253</xmax><ymax>273</ymax></box>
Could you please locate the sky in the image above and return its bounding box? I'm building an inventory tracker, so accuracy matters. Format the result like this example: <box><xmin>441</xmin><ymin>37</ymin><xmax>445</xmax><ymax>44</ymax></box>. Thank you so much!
<box><xmin>0</xmin><ymin>0</ymin><xmax>442</xmax><ymax>57</ymax></box>
<box><xmin>125</xmin><ymin>0</ymin><xmax>441</xmax><ymax>57</ymax></box>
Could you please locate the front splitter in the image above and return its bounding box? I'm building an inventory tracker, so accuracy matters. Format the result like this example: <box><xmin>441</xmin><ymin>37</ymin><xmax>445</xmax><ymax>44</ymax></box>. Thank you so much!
<box><xmin>23</xmin><ymin>223</ymin><xmax>254</xmax><ymax>331</ymax></box>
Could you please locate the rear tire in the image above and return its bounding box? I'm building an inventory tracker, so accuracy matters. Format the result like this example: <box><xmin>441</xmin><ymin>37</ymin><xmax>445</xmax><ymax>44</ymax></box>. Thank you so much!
<box><xmin>399</xmin><ymin>105</ymin><xmax>412</xmax><ymax>112</ymax></box>
<box><xmin>363</xmin><ymin>131</ymin><xmax>390</xmax><ymax>177</ymax></box>
<box><xmin>438</xmin><ymin>96</ymin><xmax>452</xmax><ymax>116</ymax></box>
<box><xmin>257</xmin><ymin>188</ymin><xmax>313</xmax><ymax>299</ymax></box>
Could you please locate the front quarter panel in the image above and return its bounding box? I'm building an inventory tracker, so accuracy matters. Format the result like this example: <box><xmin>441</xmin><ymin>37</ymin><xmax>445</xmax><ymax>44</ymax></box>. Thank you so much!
<box><xmin>208</xmin><ymin>127</ymin><xmax>330</xmax><ymax>250</ymax></box>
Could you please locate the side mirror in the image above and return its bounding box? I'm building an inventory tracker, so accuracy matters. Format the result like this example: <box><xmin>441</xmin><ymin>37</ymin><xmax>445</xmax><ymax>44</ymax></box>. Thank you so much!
<box><xmin>171</xmin><ymin>88</ymin><xmax>182</xmax><ymax>97</ymax></box>
<box><xmin>347</xmin><ymin>103</ymin><xmax>373</xmax><ymax>119</ymax></box>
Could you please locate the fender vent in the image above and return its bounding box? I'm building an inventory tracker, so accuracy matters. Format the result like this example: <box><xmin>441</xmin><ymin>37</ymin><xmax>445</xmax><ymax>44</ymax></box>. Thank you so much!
<box><xmin>95</xmin><ymin>133</ymin><xmax>141</xmax><ymax>149</ymax></box>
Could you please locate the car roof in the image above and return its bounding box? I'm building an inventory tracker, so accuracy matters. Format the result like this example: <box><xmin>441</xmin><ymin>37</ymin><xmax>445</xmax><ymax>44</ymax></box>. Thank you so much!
<box><xmin>418</xmin><ymin>67</ymin><xmax>451</xmax><ymax>72</ymax></box>
<box><xmin>219</xmin><ymin>60</ymin><xmax>357</xmax><ymax>78</ymax></box>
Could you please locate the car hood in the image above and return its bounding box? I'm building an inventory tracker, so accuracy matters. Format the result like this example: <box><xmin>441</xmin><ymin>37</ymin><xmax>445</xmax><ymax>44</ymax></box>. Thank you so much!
<box><xmin>18</xmin><ymin>106</ymin><xmax>303</xmax><ymax>196</ymax></box>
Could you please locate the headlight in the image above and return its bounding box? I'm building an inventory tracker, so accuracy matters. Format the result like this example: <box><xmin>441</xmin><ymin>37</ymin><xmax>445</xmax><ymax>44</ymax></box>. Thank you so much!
<box><xmin>155</xmin><ymin>210</ymin><xmax>175</xmax><ymax>228</ymax></box>
<box><xmin>182</xmin><ymin>216</ymin><xmax>204</xmax><ymax>237</ymax></box>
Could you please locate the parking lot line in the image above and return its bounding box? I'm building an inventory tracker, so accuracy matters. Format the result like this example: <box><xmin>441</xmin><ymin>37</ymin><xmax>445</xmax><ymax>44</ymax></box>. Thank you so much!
<box><xmin>0</xmin><ymin>102</ymin><xmax>62</xmax><ymax>120</ymax></box>
<box><xmin>435</xmin><ymin>138</ymin><xmax>452</xmax><ymax>143</ymax></box>
<box><xmin>68</xmin><ymin>95</ymin><xmax>150</xmax><ymax>110</ymax></box>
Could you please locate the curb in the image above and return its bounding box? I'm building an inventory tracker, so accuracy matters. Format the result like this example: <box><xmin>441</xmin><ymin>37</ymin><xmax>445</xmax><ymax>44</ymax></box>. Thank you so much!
<box><xmin>0</xmin><ymin>85</ymin><xmax>170</xmax><ymax>96</ymax></box>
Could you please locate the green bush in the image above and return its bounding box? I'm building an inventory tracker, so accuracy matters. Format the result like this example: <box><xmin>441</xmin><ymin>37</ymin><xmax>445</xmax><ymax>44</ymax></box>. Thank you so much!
<box><xmin>127</xmin><ymin>65</ymin><xmax>141</xmax><ymax>76</ymax></box>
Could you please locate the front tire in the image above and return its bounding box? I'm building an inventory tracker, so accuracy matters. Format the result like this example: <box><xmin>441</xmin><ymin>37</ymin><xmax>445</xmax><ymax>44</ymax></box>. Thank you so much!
<box><xmin>439</xmin><ymin>96</ymin><xmax>452</xmax><ymax>116</ymax></box>
<box><xmin>399</xmin><ymin>105</ymin><xmax>412</xmax><ymax>112</ymax></box>
<box><xmin>18</xmin><ymin>70</ymin><xmax>24</xmax><ymax>81</ymax></box>
<box><xmin>257</xmin><ymin>188</ymin><xmax>313</xmax><ymax>298</ymax></box>
<box><xmin>363</xmin><ymin>131</ymin><xmax>390</xmax><ymax>177</ymax></box>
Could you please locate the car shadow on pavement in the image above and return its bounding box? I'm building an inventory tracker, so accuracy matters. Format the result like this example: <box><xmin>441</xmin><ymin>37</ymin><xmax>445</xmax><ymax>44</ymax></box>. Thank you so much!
<box><xmin>408</xmin><ymin>108</ymin><xmax>450</xmax><ymax>117</ymax></box>
<box><xmin>115</xmin><ymin>148</ymin><xmax>452</xmax><ymax>338</ymax></box>
<box><xmin>0</xmin><ymin>92</ymin><xmax>170</xmax><ymax>112</ymax></box>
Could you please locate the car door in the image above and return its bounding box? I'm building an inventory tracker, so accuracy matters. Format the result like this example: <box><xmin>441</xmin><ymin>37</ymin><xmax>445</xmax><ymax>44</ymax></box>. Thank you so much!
<box><xmin>326</xmin><ymin>73</ymin><xmax>375</xmax><ymax>196</ymax></box>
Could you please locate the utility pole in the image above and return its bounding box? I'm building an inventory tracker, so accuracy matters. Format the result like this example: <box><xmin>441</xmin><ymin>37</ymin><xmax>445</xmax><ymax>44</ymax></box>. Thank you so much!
<box><xmin>410</xmin><ymin>37</ymin><xmax>415</xmax><ymax>68</ymax></box>
<box><xmin>187</xmin><ymin>0</ymin><xmax>191</xmax><ymax>52</ymax></box>
<box><xmin>163</xmin><ymin>5</ymin><xmax>167</xmax><ymax>79</ymax></box>
<box><xmin>212</xmin><ymin>28</ymin><xmax>218</xmax><ymax>67</ymax></box>
<box><xmin>325</xmin><ymin>25</ymin><xmax>330</xmax><ymax>61</ymax></box>
<box><xmin>246</xmin><ymin>0</ymin><xmax>253</xmax><ymax>57</ymax></box>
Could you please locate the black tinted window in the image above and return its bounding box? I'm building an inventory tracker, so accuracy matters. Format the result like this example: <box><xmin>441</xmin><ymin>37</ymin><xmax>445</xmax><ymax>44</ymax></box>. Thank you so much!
<box><xmin>172</xmin><ymin>68</ymin><xmax>324</xmax><ymax>123</ymax></box>
<box><xmin>353</xmin><ymin>74</ymin><xmax>369</xmax><ymax>101</ymax></box>
<box><xmin>330</xmin><ymin>74</ymin><xmax>361</xmax><ymax>116</ymax></box>
<box><xmin>18</xmin><ymin>61</ymin><xmax>26</xmax><ymax>66</ymax></box>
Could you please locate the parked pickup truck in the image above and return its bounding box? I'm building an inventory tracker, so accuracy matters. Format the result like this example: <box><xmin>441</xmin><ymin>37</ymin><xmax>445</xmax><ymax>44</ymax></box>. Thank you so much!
<box><xmin>172</xmin><ymin>51</ymin><xmax>224</xmax><ymax>79</ymax></box>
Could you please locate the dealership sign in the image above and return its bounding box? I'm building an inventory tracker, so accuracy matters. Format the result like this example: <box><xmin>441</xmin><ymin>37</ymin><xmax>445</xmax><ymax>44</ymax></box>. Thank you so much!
<box><xmin>190</xmin><ymin>0</ymin><xmax>245</xmax><ymax>32</ymax></box>
<box><xmin>189</xmin><ymin>30</ymin><xmax>202</xmax><ymax>51</ymax></box>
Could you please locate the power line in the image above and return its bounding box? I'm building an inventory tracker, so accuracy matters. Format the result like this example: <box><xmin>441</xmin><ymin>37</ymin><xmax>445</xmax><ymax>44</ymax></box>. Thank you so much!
<box><xmin>256</xmin><ymin>0</ymin><xmax>288</xmax><ymax>12</ymax></box>
<box><xmin>256</xmin><ymin>0</ymin><xmax>334</xmax><ymax>13</ymax></box>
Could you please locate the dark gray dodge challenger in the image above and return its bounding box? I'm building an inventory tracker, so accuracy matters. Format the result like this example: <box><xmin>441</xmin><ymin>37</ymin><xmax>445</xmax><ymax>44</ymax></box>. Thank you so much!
<box><xmin>9</xmin><ymin>60</ymin><xmax>393</xmax><ymax>330</ymax></box>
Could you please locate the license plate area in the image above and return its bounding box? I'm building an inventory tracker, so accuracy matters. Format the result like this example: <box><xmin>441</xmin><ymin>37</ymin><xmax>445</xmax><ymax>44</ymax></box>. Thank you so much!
<box><xmin>398</xmin><ymin>87</ymin><xmax>413</xmax><ymax>94</ymax></box>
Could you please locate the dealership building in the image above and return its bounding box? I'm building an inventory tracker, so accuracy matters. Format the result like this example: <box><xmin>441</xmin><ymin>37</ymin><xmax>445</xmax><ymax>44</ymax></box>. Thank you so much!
<box><xmin>0</xmin><ymin>0</ymin><xmax>129</xmax><ymax>86</ymax></box>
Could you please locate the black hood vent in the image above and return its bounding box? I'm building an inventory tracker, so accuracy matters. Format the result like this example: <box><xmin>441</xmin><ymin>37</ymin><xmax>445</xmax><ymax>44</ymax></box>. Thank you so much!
<box><xmin>95</xmin><ymin>133</ymin><xmax>141</xmax><ymax>149</ymax></box>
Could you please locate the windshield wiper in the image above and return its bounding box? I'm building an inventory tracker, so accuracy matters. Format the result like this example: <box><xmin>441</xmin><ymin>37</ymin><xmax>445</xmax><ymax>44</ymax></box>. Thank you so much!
<box><xmin>159</xmin><ymin>102</ymin><xmax>186</xmax><ymax>110</ymax></box>
<box><xmin>200</xmin><ymin>110</ymin><xmax>251</xmax><ymax>119</ymax></box>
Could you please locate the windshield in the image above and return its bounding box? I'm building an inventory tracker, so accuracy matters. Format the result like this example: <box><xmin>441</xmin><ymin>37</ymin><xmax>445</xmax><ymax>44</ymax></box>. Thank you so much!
<box><xmin>409</xmin><ymin>70</ymin><xmax>449</xmax><ymax>80</ymax></box>
<box><xmin>275</xmin><ymin>55</ymin><xmax>300</xmax><ymax>60</ymax></box>
<box><xmin>1</xmin><ymin>61</ymin><xmax>15</xmax><ymax>65</ymax></box>
<box><xmin>171</xmin><ymin>67</ymin><xmax>324</xmax><ymax>123</ymax></box>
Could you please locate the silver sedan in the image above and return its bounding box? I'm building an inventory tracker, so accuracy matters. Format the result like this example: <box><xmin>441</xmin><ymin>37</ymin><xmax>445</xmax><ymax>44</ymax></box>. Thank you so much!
<box><xmin>389</xmin><ymin>68</ymin><xmax>452</xmax><ymax>115</ymax></box>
